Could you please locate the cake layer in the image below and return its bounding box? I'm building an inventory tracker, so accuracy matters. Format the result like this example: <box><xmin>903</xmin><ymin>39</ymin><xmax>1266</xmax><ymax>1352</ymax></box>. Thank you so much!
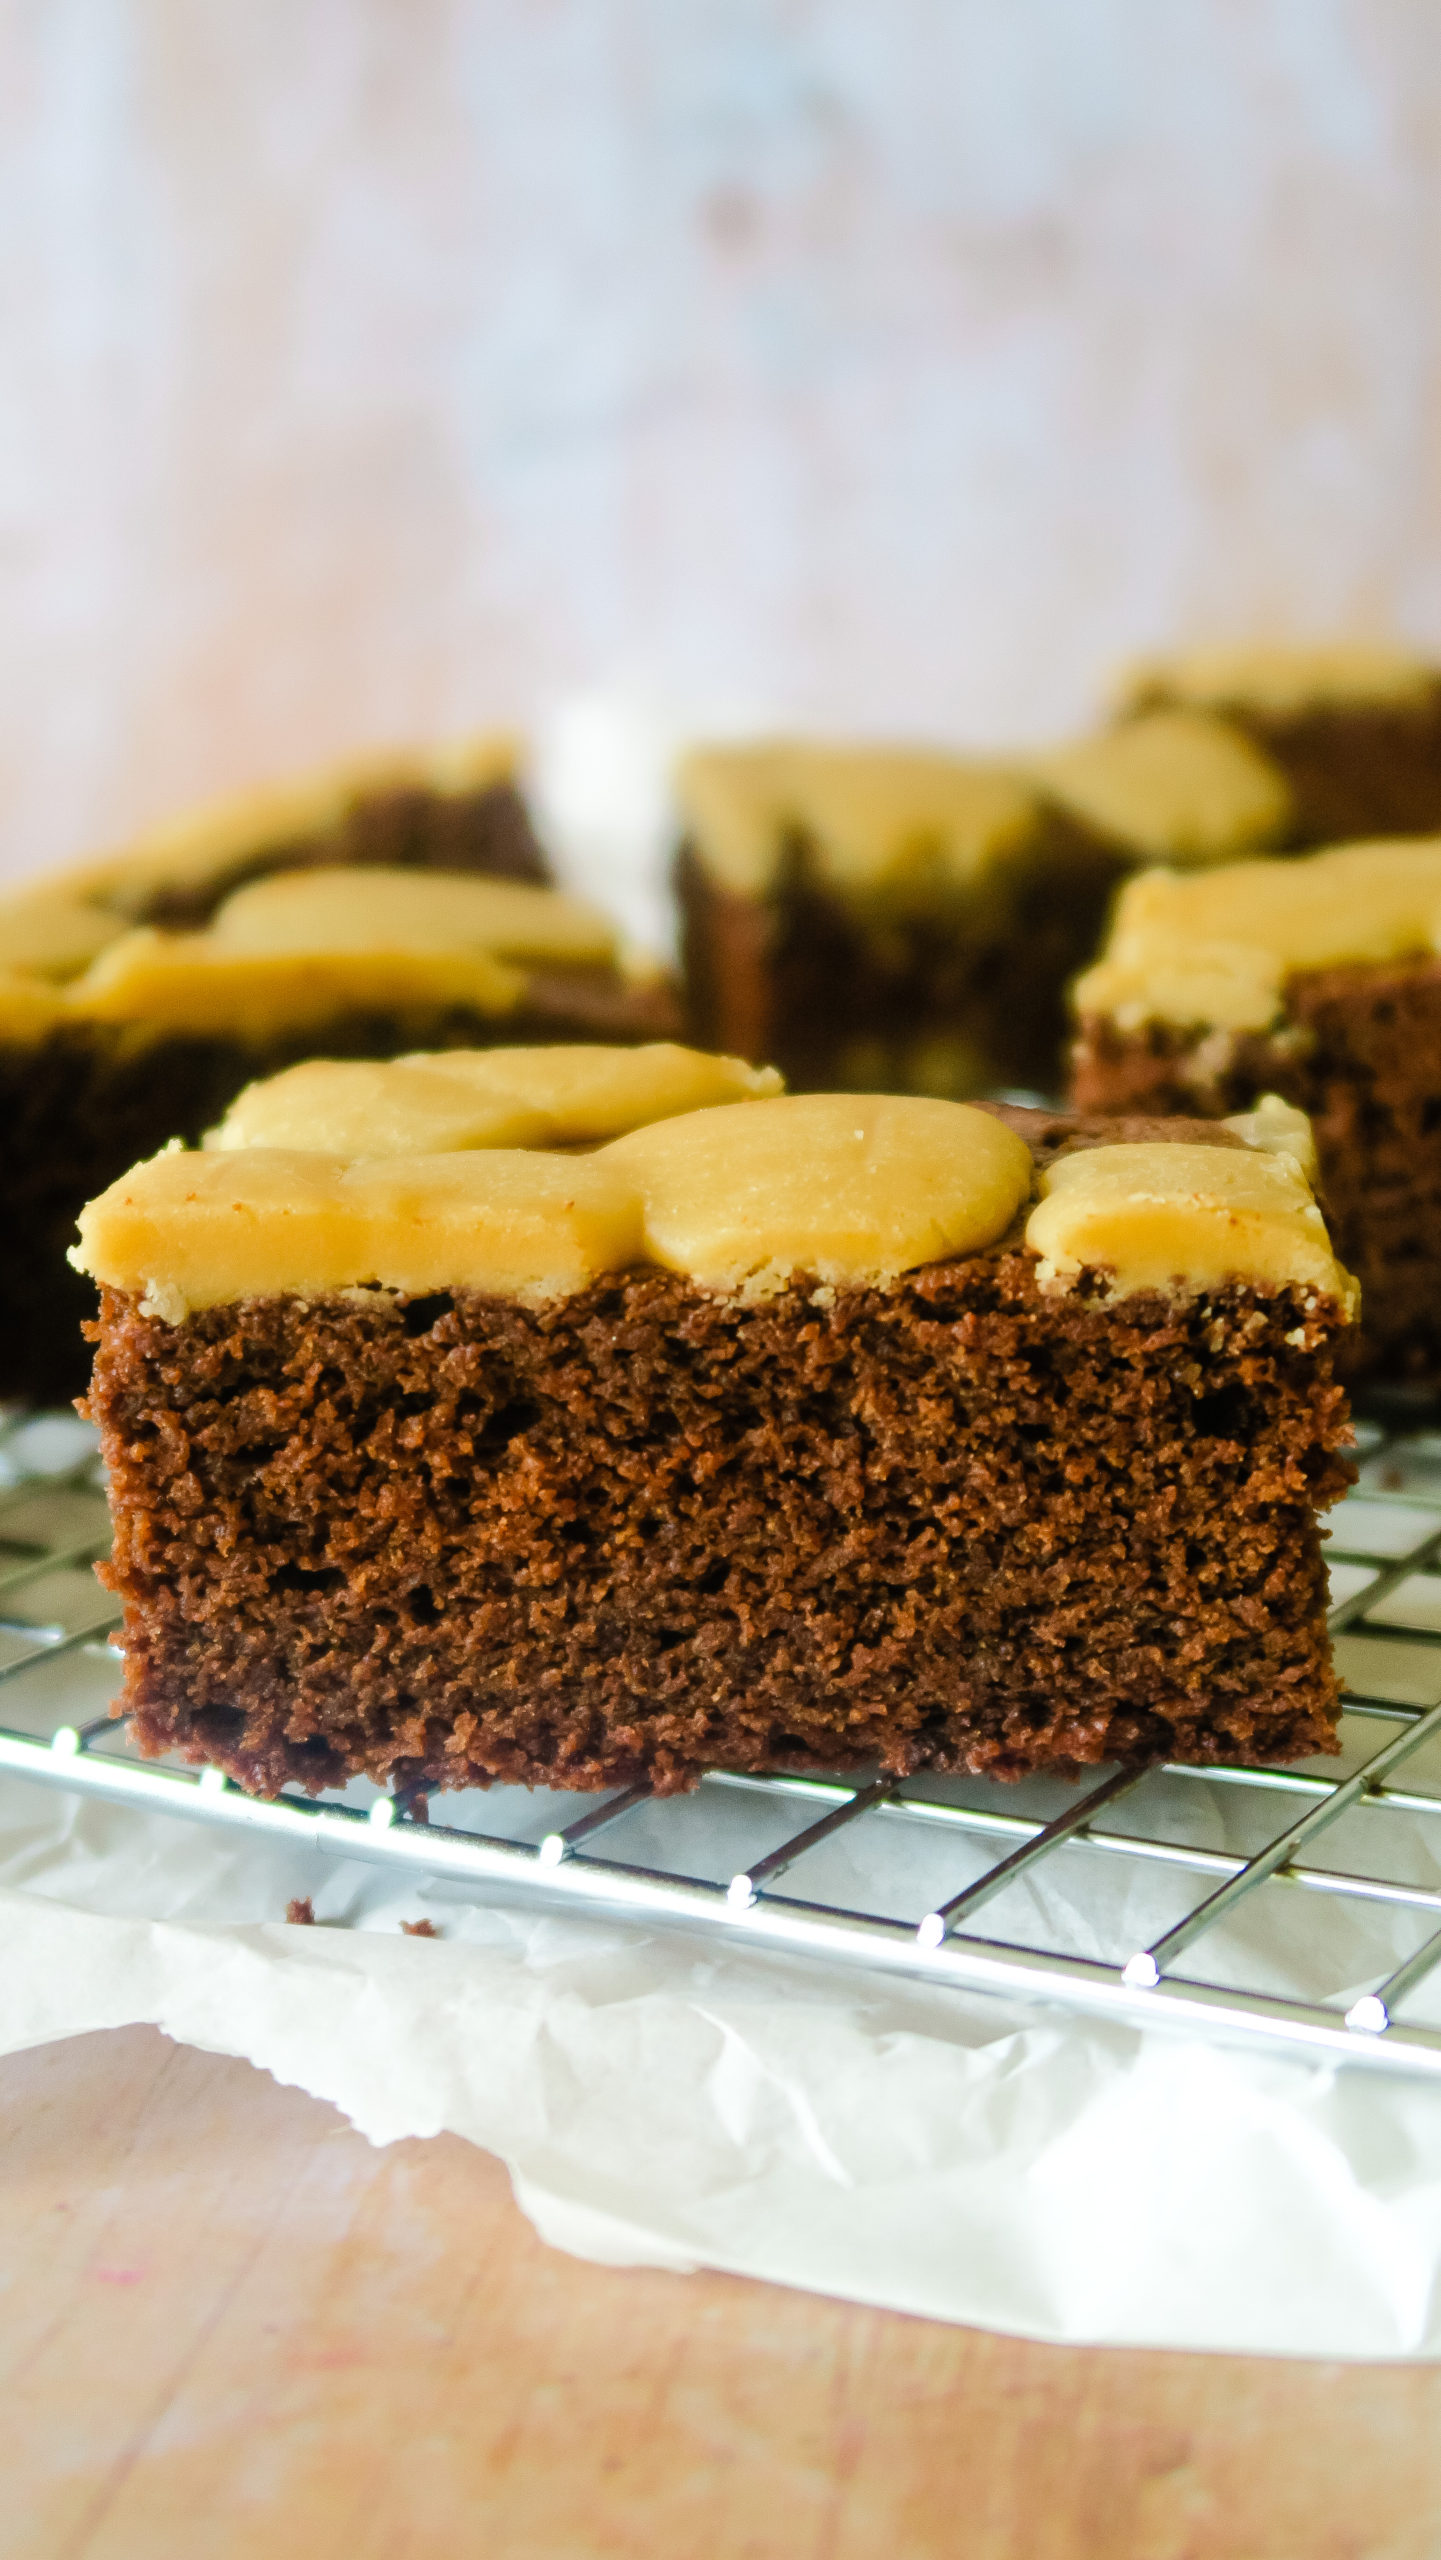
<box><xmin>85</xmin><ymin>1260</ymin><xmax>1353</xmax><ymax>1799</ymax></box>
<box><xmin>72</xmin><ymin>1084</ymin><xmax>1354</xmax><ymax>1311</ymax></box>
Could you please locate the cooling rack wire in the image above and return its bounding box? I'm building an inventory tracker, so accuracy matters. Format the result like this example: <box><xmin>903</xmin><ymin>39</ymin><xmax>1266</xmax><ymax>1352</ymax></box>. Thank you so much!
<box><xmin>7</xmin><ymin>1402</ymin><xmax>1441</xmax><ymax>2080</ymax></box>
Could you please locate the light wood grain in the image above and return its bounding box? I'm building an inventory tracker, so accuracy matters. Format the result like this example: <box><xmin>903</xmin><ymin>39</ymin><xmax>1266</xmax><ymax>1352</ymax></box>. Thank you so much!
<box><xmin>0</xmin><ymin>2026</ymin><xmax>1436</xmax><ymax>2560</ymax></box>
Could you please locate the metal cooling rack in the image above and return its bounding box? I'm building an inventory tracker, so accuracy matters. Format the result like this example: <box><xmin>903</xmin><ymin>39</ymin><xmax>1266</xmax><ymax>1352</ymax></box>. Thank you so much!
<box><xmin>10</xmin><ymin>1406</ymin><xmax>1441</xmax><ymax>2079</ymax></box>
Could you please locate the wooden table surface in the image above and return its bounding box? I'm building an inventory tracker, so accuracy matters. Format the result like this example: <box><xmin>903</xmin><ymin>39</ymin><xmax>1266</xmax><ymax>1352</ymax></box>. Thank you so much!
<box><xmin>2</xmin><ymin>2027</ymin><xmax>1438</xmax><ymax>2560</ymax></box>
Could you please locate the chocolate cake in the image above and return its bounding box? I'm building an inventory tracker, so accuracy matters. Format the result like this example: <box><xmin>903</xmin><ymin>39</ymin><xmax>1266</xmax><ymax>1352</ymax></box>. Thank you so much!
<box><xmin>1071</xmin><ymin>839</ymin><xmax>1441</xmax><ymax>1382</ymax></box>
<box><xmin>0</xmin><ymin>866</ymin><xmax>677</xmax><ymax>1403</ymax></box>
<box><xmin>674</xmin><ymin>730</ymin><xmax>1297</xmax><ymax>1102</ymax></box>
<box><xmin>76</xmin><ymin>1055</ymin><xmax>1356</xmax><ymax>1800</ymax></box>
<box><xmin>35</xmin><ymin>729</ymin><xmax>548</xmax><ymax>942</ymax></box>
<box><xmin>1117</xmin><ymin>641</ymin><xmax>1441</xmax><ymax>845</ymax></box>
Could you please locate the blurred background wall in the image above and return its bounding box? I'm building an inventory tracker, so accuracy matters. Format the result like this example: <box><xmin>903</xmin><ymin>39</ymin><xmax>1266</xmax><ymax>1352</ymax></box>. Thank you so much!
<box><xmin>3</xmin><ymin>0</ymin><xmax>1441</xmax><ymax>889</ymax></box>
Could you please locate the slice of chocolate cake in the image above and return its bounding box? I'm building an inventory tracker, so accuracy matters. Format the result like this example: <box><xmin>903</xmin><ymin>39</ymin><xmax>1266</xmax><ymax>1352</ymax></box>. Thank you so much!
<box><xmin>674</xmin><ymin>733</ymin><xmax>1295</xmax><ymax>1105</ymax></box>
<box><xmin>1117</xmin><ymin>642</ymin><xmax>1441</xmax><ymax>845</ymax></box>
<box><xmin>76</xmin><ymin>1056</ymin><xmax>1355</xmax><ymax>1801</ymax></box>
<box><xmin>0</xmin><ymin>867</ymin><xmax>678</xmax><ymax>1403</ymax></box>
<box><xmin>1071</xmin><ymin>839</ymin><xmax>1441</xmax><ymax>1382</ymax></box>
<box><xmin>36</xmin><ymin>729</ymin><xmax>548</xmax><ymax>942</ymax></box>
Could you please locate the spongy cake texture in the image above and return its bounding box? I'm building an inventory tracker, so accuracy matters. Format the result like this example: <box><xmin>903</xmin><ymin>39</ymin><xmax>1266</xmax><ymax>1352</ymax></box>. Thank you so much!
<box><xmin>84</xmin><ymin>1094</ymin><xmax>1355</xmax><ymax>1800</ymax></box>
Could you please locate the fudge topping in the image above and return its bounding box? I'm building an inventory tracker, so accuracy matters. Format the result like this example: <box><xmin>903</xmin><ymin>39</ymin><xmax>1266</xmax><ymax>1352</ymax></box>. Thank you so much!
<box><xmin>677</xmin><ymin>742</ymin><xmax>1039</xmax><ymax>897</ymax></box>
<box><xmin>1026</xmin><ymin>1141</ymin><xmax>1355</xmax><ymax>1308</ymax></box>
<box><xmin>1037</xmin><ymin>710</ymin><xmax>1291</xmax><ymax>862</ymax></box>
<box><xmin>601</xmin><ymin>1094</ymin><xmax>1034</xmax><ymax>1294</ymax></box>
<box><xmin>1075</xmin><ymin>839</ymin><xmax>1441</xmax><ymax>1032</ymax></box>
<box><xmin>1120</xmin><ymin>640</ymin><xmax>1437</xmax><ymax>717</ymax></box>
<box><xmin>210</xmin><ymin>1043</ymin><xmax>782</xmax><ymax>1155</ymax></box>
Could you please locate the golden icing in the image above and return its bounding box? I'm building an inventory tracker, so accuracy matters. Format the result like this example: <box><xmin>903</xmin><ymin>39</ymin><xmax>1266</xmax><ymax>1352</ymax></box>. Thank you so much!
<box><xmin>59</xmin><ymin>731</ymin><xmax>521</xmax><ymax>914</ymax></box>
<box><xmin>71</xmin><ymin>1066</ymin><xmax>1350</xmax><ymax>1316</ymax></box>
<box><xmin>1038</xmin><ymin>710</ymin><xmax>1291</xmax><ymax>862</ymax></box>
<box><xmin>67</xmin><ymin>928</ymin><xmax>524</xmax><ymax>1040</ymax></box>
<box><xmin>208</xmin><ymin>1043</ymin><xmax>782</xmax><ymax>1156</ymax></box>
<box><xmin>0</xmin><ymin>968</ymin><xmax>71</xmax><ymax>1040</ymax></box>
<box><xmin>1074</xmin><ymin>840</ymin><xmax>1441</xmax><ymax>1032</ymax></box>
<box><xmin>211</xmin><ymin>865</ymin><xmax>615</xmax><ymax>969</ymax></box>
<box><xmin>72</xmin><ymin>1145</ymin><xmax>642</xmax><ymax>1310</ymax></box>
<box><xmin>0</xmin><ymin>889</ymin><xmax>128</xmax><ymax>983</ymax></box>
<box><xmin>1026</xmin><ymin>1142</ymin><xmax>1355</xmax><ymax>1307</ymax></box>
<box><xmin>1120</xmin><ymin>641</ymin><xmax>1436</xmax><ymax>719</ymax></box>
<box><xmin>601</xmin><ymin>1094</ymin><xmax>1033</xmax><ymax>1294</ymax></box>
<box><xmin>677</xmin><ymin>742</ymin><xmax>1040</xmax><ymax>899</ymax></box>
<box><xmin>1221</xmin><ymin>1093</ymin><xmax>1318</xmax><ymax>1181</ymax></box>
<box><xmin>207</xmin><ymin>1060</ymin><xmax>552</xmax><ymax>1158</ymax></box>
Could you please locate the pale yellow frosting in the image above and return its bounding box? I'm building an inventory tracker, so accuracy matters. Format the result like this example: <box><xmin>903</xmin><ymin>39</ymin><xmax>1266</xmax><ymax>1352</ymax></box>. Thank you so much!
<box><xmin>0</xmin><ymin>864</ymin><xmax>640</xmax><ymax>1043</ymax></box>
<box><xmin>0</xmin><ymin>967</ymin><xmax>70</xmax><ymax>1038</ymax></box>
<box><xmin>68</xmin><ymin>928</ymin><xmax>525</xmax><ymax>1040</ymax></box>
<box><xmin>211</xmin><ymin>866</ymin><xmax>615</xmax><ymax>969</ymax></box>
<box><xmin>73</xmin><ymin>1146</ymin><xmax>643</xmax><ymax>1314</ymax></box>
<box><xmin>208</xmin><ymin>1062</ymin><xmax>552</xmax><ymax>1159</ymax></box>
<box><xmin>1075</xmin><ymin>839</ymin><xmax>1441</xmax><ymax>1032</ymax></box>
<box><xmin>72</xmin><ymin>1067</ymin><xmax>1349</xmax><ymax>1317</ymax></box>
<box><xmin>677</xmin><ymin>742</ymin><xmax>1039</xmax><ymax>898</ymax></box>
<box><xmin>1220</xmin><ymin>1093</ymin><xmax>1318</xmax><ymax>1180</ymax></box>
<box><xmin>1026</xmin><ymin>1142</ymin><xmax>1356</xmax><ymax>1309</ymax></box>
<box><xmin>601</xmin><ymin>1095</ymin><xmax>1035</xmax><ymax>1295</ymax></box>
<box><xmin>1038</xmin><ymin>710</ymin><xmax>1291</xmax><ymax>863</ymax></box>
<box><xmin>0</xmin><ymin>889</ymin><xmax>130</xmax><ymax>983</ymax></box>
<box><xmin>1120</xmin><ymin>641</ymin><xmax>1436</xmax><ymax>719</ymax></box>
<box><xmin>209</xmin><ymin>1043</ymin><xmax>782</xmax><ymax>1156</ymax></box>
<box><xmin>57</xmin><ymin>731</ymin><xmax>521</xmax><ymax>914</ymax></box>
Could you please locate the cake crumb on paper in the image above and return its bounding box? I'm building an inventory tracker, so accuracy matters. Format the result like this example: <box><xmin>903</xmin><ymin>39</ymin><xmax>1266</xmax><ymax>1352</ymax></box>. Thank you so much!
<box><xmin>285</xmin><ymin>1896</ymin><xmax>315</xmax><ymax>1926</ymax></box>
<box><xmin>400</xmin><ymin>1917</ymin><xmax>441</xmax><ymax>1938</ymax></box>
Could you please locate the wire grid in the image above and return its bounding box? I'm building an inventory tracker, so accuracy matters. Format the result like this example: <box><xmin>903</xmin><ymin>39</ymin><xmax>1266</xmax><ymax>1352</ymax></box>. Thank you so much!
<box><xmin>8</xmin><ymin>1405</ymin><xmax>1441</xmax><ymax>2077</ymax></box>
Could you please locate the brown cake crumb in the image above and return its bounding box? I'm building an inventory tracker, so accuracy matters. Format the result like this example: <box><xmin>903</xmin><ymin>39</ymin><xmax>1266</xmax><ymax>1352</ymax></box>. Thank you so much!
<box><xmin>400</xmin><ymin>1917</ymin><xmax>441</xmax><ymax>1938</ymax></box>
<box><xmin>285</xmin><ymin>1896</ymin><xmax>315</xmax><ymax>1926</ymax></box>
<box><xmin>86</xmin><ymin>1237</ymin><xmax>1353</xmax><ymax>1799</ymax></box>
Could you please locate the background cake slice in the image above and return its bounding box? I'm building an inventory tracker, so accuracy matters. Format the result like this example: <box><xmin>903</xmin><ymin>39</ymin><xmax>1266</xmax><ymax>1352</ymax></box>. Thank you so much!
<box><xmin>32</xmin><ymin>728</ymin><xmax>549</xmax><ymax>944</ymax></box>
<box><xmin>1116</xmin><ymin>641</ymin><xmax>1441</xmax><ymax>844</ymax></box>
<box><xmin>76</xmin><ymin>1059</ymin><xmax>1355</xmax><ymax>1802</ymax></box>
<box><xmin>1071</xmin><ymin>837</ymin><xmax>1441</xmax><ymax>1381</ymax></box>
<box><xmin>674</xmin><ymin>732</ymin><xmax>1300</xmax><ymax>1105</ymax></box>
<box><xmin>0</xmin><ymin>867</ymin><xmax>678</xmax><ymax>1403</ymax></box>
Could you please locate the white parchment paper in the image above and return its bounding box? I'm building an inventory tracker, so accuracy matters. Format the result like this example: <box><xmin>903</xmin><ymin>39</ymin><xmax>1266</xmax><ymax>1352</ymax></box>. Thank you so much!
<box><xmin>5</xmin><ymin>1756</ymin><xmax>1441</xmax><ymax>2360</ymax></box>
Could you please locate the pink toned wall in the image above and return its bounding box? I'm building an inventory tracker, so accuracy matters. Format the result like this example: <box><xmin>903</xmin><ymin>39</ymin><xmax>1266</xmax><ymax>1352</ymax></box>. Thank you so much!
<box><xmin>3</xmin><ymin>0</ymin><xmax>1441</xmax><ymax>893</ymax></box>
